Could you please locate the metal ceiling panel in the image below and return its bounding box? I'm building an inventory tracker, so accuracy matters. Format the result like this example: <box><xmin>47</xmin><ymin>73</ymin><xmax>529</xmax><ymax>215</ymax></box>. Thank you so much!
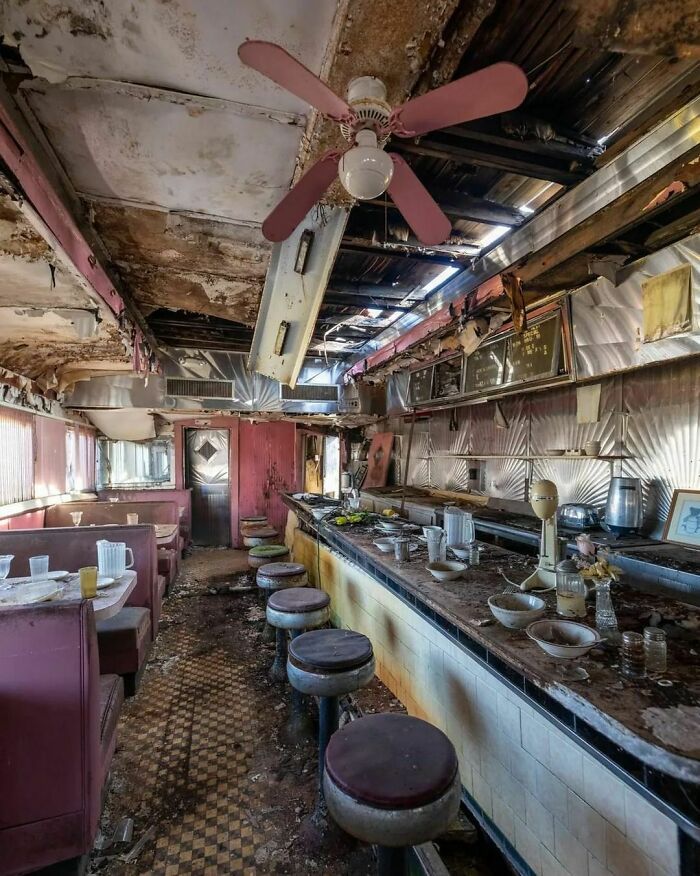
<box><xmin>22</xmin><ymin>79</ymin><xmax>304</xmax><ymax>224</ymax></box>
<box><xmin>4</xmin><ymin>0</ymin><xmax>338</xmax><ymax>115</ymax></box>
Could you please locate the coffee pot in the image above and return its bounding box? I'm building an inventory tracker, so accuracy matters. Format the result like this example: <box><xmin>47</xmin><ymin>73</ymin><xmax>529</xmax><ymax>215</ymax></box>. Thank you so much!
<box><xmin>604</xmin><ymin>478</ymin><xmax>643</xmax><ymax>534</ymax></box>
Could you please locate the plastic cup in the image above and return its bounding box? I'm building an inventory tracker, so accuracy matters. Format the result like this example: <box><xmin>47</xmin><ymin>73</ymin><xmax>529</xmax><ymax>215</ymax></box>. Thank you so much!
<box><xmin>0</xmin><ymin>554</ymin><xmax>13</xmax><ymax>581</ymax></box>
<box><xmin>80</xmin><ymin>566</ymin><xmax>98</xmax><ymax>599</ymax></box>
<box><xmin>126</xmin><ymin>513</ymin><xmax>139</xmax><ymax>525</ymax></box>
<box><xmin>29</xmin><ymin>555</ymin><xmax>49</xmax><ymax>581</ymax></box>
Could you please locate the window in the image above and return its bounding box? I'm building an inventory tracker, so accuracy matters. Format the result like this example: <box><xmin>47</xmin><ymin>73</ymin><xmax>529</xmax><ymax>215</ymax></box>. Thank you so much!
<box><xmin>0</xmin><ymin>407</ymin><xmax>33</xmax><ymax>506</ymax></box>
<box><xmin>66</xmin><ymin>425</ymin><xmax>96</xmax><ymax>492</ymax></box>
<box><xmin>34</xmin><ymin>416</ymin><xmax>66</xmax><ymax>498</ymax></box>
<box><xmin>97</xmin><ymin>438</ymin><xmax>173</xmax><ymax>488</ymax></box>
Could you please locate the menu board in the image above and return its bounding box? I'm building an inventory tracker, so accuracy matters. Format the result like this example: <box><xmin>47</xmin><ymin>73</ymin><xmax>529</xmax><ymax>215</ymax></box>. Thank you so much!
<box><xmin>464</xmin><ymin>339</ymin><xmax>506</xmax><ymax>394</ymax></box>
<box><xmin>503</xmin><ymin>315</ymin><xmax>560</xmax><ymax>385</ymax></box>
<box><xmin>409</xmin><ymin>365</ymin><xmax>433</xmax><ymax>404</ymax></box>
<box><xmin>433</xmin><ymin>356</ymin><xmax>463</xmax><ymax>399</ymax></box>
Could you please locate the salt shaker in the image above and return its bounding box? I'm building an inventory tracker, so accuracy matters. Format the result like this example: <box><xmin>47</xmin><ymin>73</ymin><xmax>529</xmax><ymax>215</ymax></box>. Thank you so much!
<box><xmin>644</xmin><ymin>627</ymin><xmax>667</xmax><ymax>674</ymax></box>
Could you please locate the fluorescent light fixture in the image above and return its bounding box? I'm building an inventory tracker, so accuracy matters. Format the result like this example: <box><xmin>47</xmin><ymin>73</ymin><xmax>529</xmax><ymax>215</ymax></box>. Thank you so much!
<box><xmin>519</xmin><ymin>205</ymin><xmax>535</xmax><ymax>215</ymax></box>
<box><xmin>365</xmin><ymin>308</ymin><xmax>383</xmax><ymax>318</ymax></box>
<box><xmin>334</xmin><ymin>337</ymin><xmax>348</xmax><ymax>343</ymax></box>
<box><xmin>422</xmin><ymin>265</ymin><xmax>460</xmax><ymax>295</ymax></box>
<box><xmin>478</xmin><ymin>224</ymin><xmax>509</xmax><ymax>249</ymax></box>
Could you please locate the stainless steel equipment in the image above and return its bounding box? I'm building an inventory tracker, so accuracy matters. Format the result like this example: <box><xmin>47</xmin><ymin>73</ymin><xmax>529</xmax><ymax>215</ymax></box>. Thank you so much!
<box><xmin>185</xmin><ymin>428</ymin><xmax>231</xmax><ymax>546</ymax></box>
<box><xmin>604</xmin><ymin>477</ymin><xmax>643</xmax><ymax>534</ymax></box>
<box><xmin>557</xmin><ymin>504</ymin><xmax>600</xmax><ymax>530</ymax></box>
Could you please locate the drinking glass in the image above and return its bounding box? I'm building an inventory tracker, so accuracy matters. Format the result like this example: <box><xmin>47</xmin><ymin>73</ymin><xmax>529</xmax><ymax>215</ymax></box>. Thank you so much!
<box><xmin>70</xmin><ymin>511</ymin><xmax>83</xmax><ymax>527</ymax></box>
<box><xmin>0</xmin><ymin>554</ymin><xmax>13</xmax><ymax>583</ymax></box>
<box><xmin>126</xmin><ymin>513</ymin><xmax>139</xmax><ymax>525</ymax></box>
<box><xmin>29</xmin><ymin>555</ymin><xmax>49</xmax><ymax>581</ymax></box>
<box><xmin>79</xmin><ymin>566</ymin><xmax>98</xmax><ymax>599</ymax></box>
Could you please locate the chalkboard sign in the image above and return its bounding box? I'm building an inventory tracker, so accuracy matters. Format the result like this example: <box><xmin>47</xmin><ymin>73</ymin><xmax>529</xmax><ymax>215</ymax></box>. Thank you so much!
<box><xmin>433</xmin><ymin>356</ymin><xmax>463</xmax><ymax>399</ymax></box>
<box><xmin>409</xmin><ymin>365</ymin><xmax>433</xmax><ymax>404</ymax></box>
<box><xmin>464</xmin><ymin>340</ymin><xmax>506</xmax><ymax>394</ymax></box>
<box><xmin>503</xmin><ymin>315</ymin><xmax>560</xmax><ymax>385</ymax></box>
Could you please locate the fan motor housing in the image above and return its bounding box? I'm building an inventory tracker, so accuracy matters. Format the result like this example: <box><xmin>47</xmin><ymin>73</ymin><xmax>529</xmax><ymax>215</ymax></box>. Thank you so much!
<box><xmin>341</xmin><ymin>76</ymin><xmax>391</xmax><ymax>143</ymax></box>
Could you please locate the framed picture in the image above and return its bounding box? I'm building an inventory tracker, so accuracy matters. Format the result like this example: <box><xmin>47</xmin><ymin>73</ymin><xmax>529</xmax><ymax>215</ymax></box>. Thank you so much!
<box><xmin>662</xmin><ymin>489</ymin><xmax>700</xmax><ymax>548</ymax></box>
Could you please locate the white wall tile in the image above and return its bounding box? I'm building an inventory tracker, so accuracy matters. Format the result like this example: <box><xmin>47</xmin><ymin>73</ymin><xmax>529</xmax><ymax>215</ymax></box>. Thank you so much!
<box><xmin>536</xmin><ymin>764</ymin><xmax>570</xmax><ymax>826</ymax></box>
<box><xmin>582</xmin><ymin>757</ymin><xmax>626</xmax><ymax>834</ymax></box>
<box><xmin>522</xmin><ymin>712</ymin><xmax>551</xmax><ymax>767</ymax></box>
<box><xmin>588</xmin><ymin>852</ymin><xmax>614</xmax><ymax>876</ymax></box>
<box><xmin>498</xmin><ymin>693</ymin><xmax>522</xmax><ymax>744</ymax></box>
<box><xmin>526</xmin><ymin>789</ymin><xmax>555</xmax><ymax>851</ymax></box>
<box><xmin>493</xmin><ymin>794</ymin><xmax>516</xmax><ymax>845</ymax></box>
<box><xmin>542</xmin><ymin>846</ymin><xmax>570</xmax><ymax>876</ymax></box>
<box><xmin>473</xmin><ymin>768</ymin><xmax>493</xmax><ymax>818</ymax></box>
<box><xmin>568</xmin><ymin>790</ymin><xmax>606</xmax><ymax>862</ymax></box>
<box><xmin>554</xmin><ymin>821</ymin><xmax>589</xmax><ymax>876</ymax></box>
<box><xmin>623</xmin><ymin>788</ymin><xmax>679</xmax><ymax>873</ymax></box>
<box><xmin>515</xmin><ymin>817</ymin><xmax>543</xmax><ymax>876</ymax></box>
<box><xmin>549</xmin><ymin>735</ymin><xmax>585</xmax><ymax>797</ymax></box>
<box><xmin>605</xmin><ymin>824</ymin><xmax>651</xmax><ymax>876</ymax></box>
<box><xmin>512</xmin><ymin>747</ymin><xmax>539</xmax><ymax>795</ymax></box>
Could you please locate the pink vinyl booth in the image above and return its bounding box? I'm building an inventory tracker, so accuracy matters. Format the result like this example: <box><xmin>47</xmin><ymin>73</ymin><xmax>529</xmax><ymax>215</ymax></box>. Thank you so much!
<box><xmin>0</xmin><ymin>601</ymin><xmax>123</xmax><ymax>874</ymax></box>
<box><xmin>46</xmin><ymin>500</ymin><xmax>182</xmax><ymax>585</ymax></box>
<box><xmin>0</xmin><ymin>525</ymin><xmax>162</xmax><ymax>695</ymax></box>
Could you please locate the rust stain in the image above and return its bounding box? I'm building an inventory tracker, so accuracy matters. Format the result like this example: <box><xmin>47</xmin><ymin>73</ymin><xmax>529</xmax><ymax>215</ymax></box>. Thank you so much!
<box><xmin>0</xmin><ymin>194</ymin><xmax>53</xmax><ymax>260</ymax></box>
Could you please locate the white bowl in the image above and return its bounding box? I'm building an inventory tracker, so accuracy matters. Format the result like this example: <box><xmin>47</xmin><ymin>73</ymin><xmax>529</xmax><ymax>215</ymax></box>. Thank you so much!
<box><xmin>488</xmin><ymin>593</ymin><xmax>546</xmax><ymax>629</ymax></box>
<box><xmin>378</xmin><ymin>519</ymin><xmax>404</xmax><ymax>532</ymax></box>
<box><xmin>426</xmin><ymin>561</ymin><xmax>467</xmax><ymax>582</ymax></box>
<box><xmin>373</xmin><ymin>538</ymin><xmax>395</xmax><ymax>553</ymax></box>
<box><xmin>526</xmin><ymin>619</ymin><xmax>601</xmax><ymax>659</ymax></box>
<box><xmin>450</xmin><ymin>543</ymin><xmax>473</xmax><ymax>560</ymax></box>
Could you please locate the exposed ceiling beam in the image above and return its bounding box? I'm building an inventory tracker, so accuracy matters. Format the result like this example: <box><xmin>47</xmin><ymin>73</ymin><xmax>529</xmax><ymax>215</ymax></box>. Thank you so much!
<box><xmin>340</xmin><ymin>240</ymin><xmax>469</xmax><ymax>265</ymax></box>
<box><xmin>392</xmin><ymin>136</ymin><xmax>588</xmax><ymax>185</ymax></box>
<box><xmin>362</xmin><ymin>191</ymin><xmax>524</xmax><ymax>226</ymax></box>
<box><xmin>444</xmin><ymin>122</ymin><xmax>602</xmax><ymax>164</ymax></box>
<box><xmin>322</xmin><ymin>292</ymin><xmax>413</xmax><ymax>311</ymax></box>
<box><xmin>325</xmin><ymin>280</ymin><xmax>416</xmax><ymax>299</ymax></box>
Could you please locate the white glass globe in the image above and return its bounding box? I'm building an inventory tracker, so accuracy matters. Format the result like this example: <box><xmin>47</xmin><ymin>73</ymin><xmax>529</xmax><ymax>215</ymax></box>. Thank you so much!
<box><xmin>338</xmin><ymin>130</ymin><xmax>393</xmax><ymax>200</ymax></box>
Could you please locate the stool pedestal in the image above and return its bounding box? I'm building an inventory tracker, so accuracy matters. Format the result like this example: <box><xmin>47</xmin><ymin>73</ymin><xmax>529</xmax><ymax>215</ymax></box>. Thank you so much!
<box><xmin>256</xmin><ymin>562</ymin><xmax>308</xmax><ymax>678</ymax></box>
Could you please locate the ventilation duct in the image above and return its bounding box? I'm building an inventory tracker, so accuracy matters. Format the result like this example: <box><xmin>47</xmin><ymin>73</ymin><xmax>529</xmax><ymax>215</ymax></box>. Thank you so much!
<box><xmin>279</xmin><ymin>383</ymin><xmax>339</xmax><ymax>402</ymax></box>
<box><xmin>165</xmin><ymin>378</ymin><xmax>235</xmax><ymax>400</ymax></box>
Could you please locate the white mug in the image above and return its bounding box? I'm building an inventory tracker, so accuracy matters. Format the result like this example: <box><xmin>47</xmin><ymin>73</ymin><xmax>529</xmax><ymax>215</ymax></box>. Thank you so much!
<box><xmin>96</xmin><ymin>540</ymin><xmax>134</xmax><ymax>578</ymax></box>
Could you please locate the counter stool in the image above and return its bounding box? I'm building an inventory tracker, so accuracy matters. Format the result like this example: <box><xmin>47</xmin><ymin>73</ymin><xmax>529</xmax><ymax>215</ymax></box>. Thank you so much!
<box><xmin>243</xmin><ymin>525</ymin><xmax>279</xmax><ymax>548</ymax></box>
<box><xmin>267</xmin><ymin>587</ymin><xmax>331</xmax><ymax>739</ymax></box>
<box><xmin>323</xmin><ymin>713</ymin><xmax>460</xmax><ymax>875</ymax></box>
<box><xmin>240</xmin><ymin>515</ymin><xmax>268</xmax><ymax>529</ymax></box>
<box><xmin>288</xmin><ymin>628</ymin><xmax>375</xmax><ymax>818</ymax></box>
<box><xmin>256</xmin><ymin>562</ymin><xmax>308</xmax><ymax>674</ymax></box>
<box><xmin>248</xmin><ymin>544</ymin><xmax>290</xmax><ymax>569</ymax></box>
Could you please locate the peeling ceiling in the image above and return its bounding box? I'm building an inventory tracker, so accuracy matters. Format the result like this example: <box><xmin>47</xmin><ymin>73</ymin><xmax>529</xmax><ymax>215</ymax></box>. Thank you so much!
<box><xmin>1</xmin><ymin>0</ymin><xmax>340</xmax><ymax>343</ymax></box>
<box><xmin>0</xmin><ymin>190</ymin><xmax>131</xmax><ymax>386</ymax></box>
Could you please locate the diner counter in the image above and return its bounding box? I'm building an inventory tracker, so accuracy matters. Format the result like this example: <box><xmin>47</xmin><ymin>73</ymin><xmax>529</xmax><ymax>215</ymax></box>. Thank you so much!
<box><xmin>282</xmin><ymin>493</ymin><xmax>700</xmax><ymax>833</ymax></box>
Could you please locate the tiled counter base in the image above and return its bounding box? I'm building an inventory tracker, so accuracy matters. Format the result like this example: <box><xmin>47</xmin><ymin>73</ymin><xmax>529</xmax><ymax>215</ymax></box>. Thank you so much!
<box><xmin>289</xmin><ymin>518</ymin><xmax>697</xmax><ymax>876</ymax></box>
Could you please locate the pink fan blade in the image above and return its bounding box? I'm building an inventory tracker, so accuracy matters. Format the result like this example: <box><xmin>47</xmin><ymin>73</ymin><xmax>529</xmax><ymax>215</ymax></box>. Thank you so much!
<box><xmin>238</xmin><ymin>40</ymin><xmax>355</xmax><ymax>123</ymax></box>
<box><xmin>387</xmin><ymin>154</ymin><xmax>452</xmax><ymax>246</ymax></box>
<box><xmin>391</xmin><ymin>62</ymin><xmax>528</xmax><ymax>137</ymax></box>
<box><xmin>262</xmin><ymin>151</ymin><xmax>341</xmax><ymax>242</ymax></box>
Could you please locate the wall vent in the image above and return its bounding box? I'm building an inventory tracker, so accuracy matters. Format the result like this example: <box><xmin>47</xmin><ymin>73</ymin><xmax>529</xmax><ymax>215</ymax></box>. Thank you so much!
<box><xmin>166</xmin><ymin>378</ymin><xmax>235</xmax><ymax>400</ymax></box>
<box><xmin>280</xmin><ymin>383</ymin><xmax>339</xmax><ymax>402</ymax></box>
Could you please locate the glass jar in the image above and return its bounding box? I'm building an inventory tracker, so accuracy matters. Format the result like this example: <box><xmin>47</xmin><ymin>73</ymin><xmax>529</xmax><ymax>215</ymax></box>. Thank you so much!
<box><xmin>555</xmin><ymin>559</ymin><xmax>587</xmax><ymax>619</ymax></box>
<box><xmin>644</xmin><ymin>627</ymin><xmax>667</xmax><ymax>674</ymax></box>
<box><xmin>620</xmin><ymin>631</ymin><xmax>646</xmax><ymax>679</ymax></box>
<box><xmin>595</xmin><ymin>578</ymin><xmax>619</xmax><ymax>637</ymax></box>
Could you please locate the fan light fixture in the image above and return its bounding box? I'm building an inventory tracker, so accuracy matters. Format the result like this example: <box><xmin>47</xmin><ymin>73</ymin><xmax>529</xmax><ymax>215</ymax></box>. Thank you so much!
<box><xmin>338</xmin><ymin>130</ymin><xmax>394</xmax><ymax>200</ymax></box>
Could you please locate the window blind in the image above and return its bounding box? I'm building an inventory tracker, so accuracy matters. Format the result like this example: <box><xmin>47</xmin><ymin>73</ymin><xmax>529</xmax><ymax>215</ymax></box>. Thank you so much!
<box><xmin>0</xmin><ymin>407</ymin><xmax>34</xmax><ymax>506</ymax></box>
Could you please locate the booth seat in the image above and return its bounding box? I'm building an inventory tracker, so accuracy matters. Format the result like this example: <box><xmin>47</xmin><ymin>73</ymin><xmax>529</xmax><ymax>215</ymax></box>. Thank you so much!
<box><xmin>0</xmin><ymin>526</ymin><xmax>160</xmax><ymax>693</ymax></box>
<box><xmin>47</xmin><ymin>500</ymin><xmax>183</xmax><ymax>584</ymax></box>
<box><xmin>0</xmin><ymin>601</ymin><xmax>123</xmax><ymax>874</ymax></box>
<box><xmin>98</xmin><ymin>488</ymin><xmax>192</xmax><ymax>549</ymax></box>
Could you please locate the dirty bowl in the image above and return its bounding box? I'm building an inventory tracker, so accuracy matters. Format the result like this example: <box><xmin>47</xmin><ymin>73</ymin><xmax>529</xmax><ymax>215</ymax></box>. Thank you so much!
<box><xmin>450</xmin><ymin>543</ymin><xmax>474</xmax><ymax>560</ymax></box>
<box><xmin>547</xmin><ymin>448</ymin><xmax>565</xmax><ymax>456</ymax></box>
<box><xmin>378</xmin><ymin>519</ymin><xmax>404</xmax><ymax>532</ymax></box>
<box><xmin>526</xmin><ymin>619</ymin><xmax>601</xmax><ymax>659</ymax></box>
<box><xmin>488</xmin><ymin>593</ymin><xmax>546</xmax><ymax>629</ymax></box>
<box><xmin>426</xmin><ymin>561</ymin><xmax>467</xmax><ymax>582</ymax></box>
<box><xmin>373</xmin><ymin>538</ymin><xmax>395</xmax><ymax>553</ymax></box>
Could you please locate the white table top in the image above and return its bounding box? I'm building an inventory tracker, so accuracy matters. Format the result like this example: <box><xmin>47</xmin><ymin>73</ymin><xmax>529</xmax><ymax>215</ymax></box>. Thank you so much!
<box><xmin>0</xmin><ymin>570</ymin><xmax>137</xmax><ymax>621</ymax></box>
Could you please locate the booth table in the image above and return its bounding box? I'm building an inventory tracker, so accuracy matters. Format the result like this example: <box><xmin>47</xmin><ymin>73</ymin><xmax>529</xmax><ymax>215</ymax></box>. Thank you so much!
<box><xmin>1</xmin><ymin>570</ymin><xmax>137</xmax><ymax>621</ymax></box>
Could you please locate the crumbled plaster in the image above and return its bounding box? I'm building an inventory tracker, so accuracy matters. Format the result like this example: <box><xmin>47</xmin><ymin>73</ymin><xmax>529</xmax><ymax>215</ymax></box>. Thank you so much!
<box><xmin>642</xmin><ymin>706</ymin><xmax>700</xmax><ymax>756</ymax></box>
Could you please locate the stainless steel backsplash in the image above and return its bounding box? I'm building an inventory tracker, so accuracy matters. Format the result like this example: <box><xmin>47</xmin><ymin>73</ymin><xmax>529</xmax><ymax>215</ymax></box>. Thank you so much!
<box><xmin>385</xmin><ymin>356</ymin><xmax>700</xmax><ymax>537</ymax></box>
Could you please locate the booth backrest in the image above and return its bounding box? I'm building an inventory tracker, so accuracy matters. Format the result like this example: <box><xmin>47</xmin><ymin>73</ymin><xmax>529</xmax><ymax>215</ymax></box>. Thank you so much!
<box><xmin>0</xmin><ymin>525</ymin><xmax>160</xmax><ymax>637</ymax></box>
<box><xmin>97</xmin><ymin>489</ymin><xmax>191</xmax><ymax>539</ymax></box>
<box><xmin>46</xmin><ymin>500</ymin><xmax>179</xmax><ymax>529</ymax></box>
<box><xmin>0</xmin><ymin>601</ymin><xmax>101</xmax><ymax>874</ymax></box>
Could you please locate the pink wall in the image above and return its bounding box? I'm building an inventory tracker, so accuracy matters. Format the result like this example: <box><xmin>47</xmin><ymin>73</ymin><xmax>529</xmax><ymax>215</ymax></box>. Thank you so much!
<box><xmin>173</xmin><ymin>418</ymin><xmax>297</xmax><ymax>547</ymax></box>
<box><xmin>0</xmin><ymin>509</ymin><xmax>45</xmax><ymax>531</ymax></box>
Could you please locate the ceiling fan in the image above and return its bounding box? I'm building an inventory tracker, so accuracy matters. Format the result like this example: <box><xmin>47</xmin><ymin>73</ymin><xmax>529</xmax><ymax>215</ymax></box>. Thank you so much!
<box><xmin>238</xmin><ymin>41</ymin><xmax>528</xmax><ymax>246</ymax></box>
